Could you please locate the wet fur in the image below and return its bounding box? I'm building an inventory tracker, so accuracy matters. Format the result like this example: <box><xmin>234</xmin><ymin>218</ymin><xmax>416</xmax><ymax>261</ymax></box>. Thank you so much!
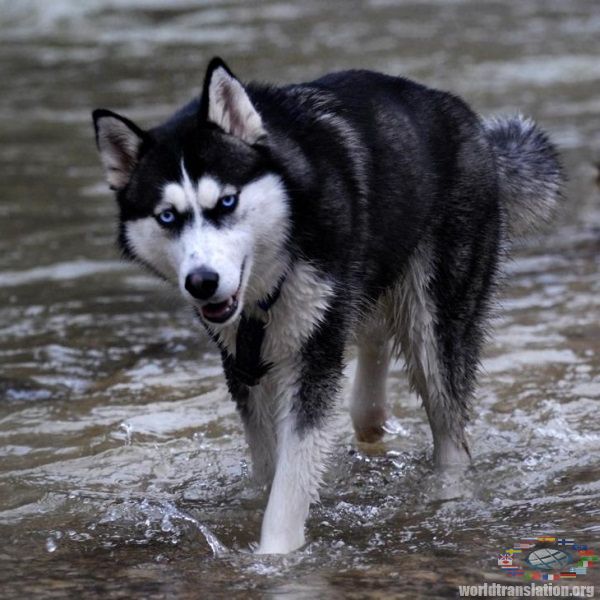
<box><xmin>92</xmin><ymin>58</ymin><xmax>563</xmax><ymax>554</ymax></box>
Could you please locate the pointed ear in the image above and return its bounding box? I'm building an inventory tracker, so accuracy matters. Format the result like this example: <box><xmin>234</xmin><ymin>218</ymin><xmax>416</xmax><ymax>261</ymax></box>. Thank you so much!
<box><xmin>199</xmin><ymin>57</ymin><xmax>266</xmax><ymax>145</ymax></box>
<box><xmin>92</xmin><ymin>109</ymin><xmax>148</xmax><ymax>191</ymax></box>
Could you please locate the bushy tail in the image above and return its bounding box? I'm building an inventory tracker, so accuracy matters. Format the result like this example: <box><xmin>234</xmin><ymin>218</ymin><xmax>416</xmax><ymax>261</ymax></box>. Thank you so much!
<box><xmin>483</xmin><ymin>115</ymin><xmax>564</xmax><ymax>238</ymax></box>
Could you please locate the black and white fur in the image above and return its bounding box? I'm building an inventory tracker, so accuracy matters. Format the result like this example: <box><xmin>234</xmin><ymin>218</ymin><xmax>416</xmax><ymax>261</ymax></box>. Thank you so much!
<box><xmin>92</xmin><ymin>58</ymin><xmax>562</xmax><ymax>554</ymax></box>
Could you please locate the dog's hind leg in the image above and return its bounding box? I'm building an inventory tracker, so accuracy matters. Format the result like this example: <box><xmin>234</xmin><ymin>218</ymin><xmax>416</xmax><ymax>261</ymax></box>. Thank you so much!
<box><xmin>351</xmin><ymin>320</ymin><xmax>391</xmax><ymax>443</ymax></box>
<box><xmin>394</xmin><ymin>241</ymin><xmax>492</xmax><ymax>469</ymax></box>
<box><xmin>396</xmin><ymin>214</ymin><xmax>501</xmax><ymax>468</ymax></box>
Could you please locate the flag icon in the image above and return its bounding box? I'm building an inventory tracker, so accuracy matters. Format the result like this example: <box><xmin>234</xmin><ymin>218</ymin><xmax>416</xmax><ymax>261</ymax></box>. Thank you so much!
<box><xmin>529</xmin><ymin>571</ymin><xmax>542</xmax><ymax>581</ymax></box>
<box><xmin>498</xmin><ymin>554</ymin><xmax>513</xmax><ymax>567</ymax></box>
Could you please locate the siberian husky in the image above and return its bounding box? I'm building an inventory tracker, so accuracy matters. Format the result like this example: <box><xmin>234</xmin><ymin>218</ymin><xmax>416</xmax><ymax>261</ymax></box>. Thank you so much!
<box><xmin>92</xmin><ymin>58</ymin><xmax>562</xmax><ymax>553</ymax></box>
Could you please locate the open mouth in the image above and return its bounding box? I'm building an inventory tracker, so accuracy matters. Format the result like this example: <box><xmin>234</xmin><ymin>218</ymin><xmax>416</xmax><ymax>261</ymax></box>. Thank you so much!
<box><xmin>201</xmin><ymin>294</ymin><xmax>239</xmax><ymax>324</ymax></box>
<box><xmin>199</xmin><ymin>259</ymin><xmax>246</xmax><ymax>324</ymax></box>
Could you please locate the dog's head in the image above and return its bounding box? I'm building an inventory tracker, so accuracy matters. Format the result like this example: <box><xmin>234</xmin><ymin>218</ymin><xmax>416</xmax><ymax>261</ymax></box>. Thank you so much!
<box><xmin>92</xmin><ymin>58</ymin><xmax>289</xmax><ymax>327</ymax></box>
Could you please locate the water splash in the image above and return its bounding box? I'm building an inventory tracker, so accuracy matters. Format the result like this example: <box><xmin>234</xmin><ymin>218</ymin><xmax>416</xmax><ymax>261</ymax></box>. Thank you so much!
<box><xmin>98</xmin><ymin>498</ymin><xmax>227</xmax><ymax>557</ymax></box>
<box><xmin>119</xmin><ymin>422</ymin><xmax>133</xmax><ymax>445</ymax></box>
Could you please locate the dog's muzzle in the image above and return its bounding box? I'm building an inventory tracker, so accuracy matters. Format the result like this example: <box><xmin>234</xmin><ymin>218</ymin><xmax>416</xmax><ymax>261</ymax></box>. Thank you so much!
<box><xmin>186</xmin><ymin>261</ymin><xmax>245</xmax><ymax>324</ymax></box>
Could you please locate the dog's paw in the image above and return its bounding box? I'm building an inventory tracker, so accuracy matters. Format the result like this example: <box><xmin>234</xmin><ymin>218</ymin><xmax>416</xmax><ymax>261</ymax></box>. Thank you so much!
<box><xmin>254</xmin><ymin>534</ymin><xmax>305</xmax><ymax>555</ymax></box>
<box><xmin>352</xmin><ymin>406</ymin><xmax>388</xmax><ymax>444</ymax></box>
<box><xmin>354</xmin><ymin>422</ymin><xmax>386</xmax><ymax>444</ymax></box>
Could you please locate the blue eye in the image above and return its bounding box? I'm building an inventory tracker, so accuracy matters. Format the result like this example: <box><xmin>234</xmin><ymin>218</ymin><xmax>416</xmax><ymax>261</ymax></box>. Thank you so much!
<box><xmin>217</xmin><ymin>194</ymin><xmax>238</xmax><ymax>212</ymax></box>
<box><xmin>157</xmin><ymin>209</ymin><xmax>177</xmax><ymax>226</ymax></box>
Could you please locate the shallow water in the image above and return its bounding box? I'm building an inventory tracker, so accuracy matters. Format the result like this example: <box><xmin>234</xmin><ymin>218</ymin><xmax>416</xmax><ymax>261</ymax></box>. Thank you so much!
<box><xmin>0</xmin><ymin>0</ymin><xmax>599</xmax><ymax>598</ymax></box>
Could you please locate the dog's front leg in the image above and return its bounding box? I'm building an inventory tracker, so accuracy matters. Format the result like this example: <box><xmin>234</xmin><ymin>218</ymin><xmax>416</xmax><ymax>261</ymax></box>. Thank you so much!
<box><xmin>255</xmin><ymin>409</ymin><xmax>330</xmax><ymax>554</ymax></box>
<box><xmin>255</xmin><ymin>314</ymin><xmax>345</xmax><ymax>554</ymax></box>
<box><xmin>241</xmin><ymin>385</ymin><xmax>277</xmax><ymax>487</ymax></box>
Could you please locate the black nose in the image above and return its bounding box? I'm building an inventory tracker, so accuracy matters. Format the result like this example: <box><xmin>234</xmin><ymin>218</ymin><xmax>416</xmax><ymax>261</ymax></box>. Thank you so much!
<box><xmin>185</xmin><ymin>267</ymin><xmax>219</xmax><ymax>300</ymax></box>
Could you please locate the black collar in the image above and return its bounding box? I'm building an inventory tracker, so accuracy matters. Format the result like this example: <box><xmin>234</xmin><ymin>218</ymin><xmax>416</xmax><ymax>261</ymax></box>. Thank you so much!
<box><xmin>257</xmin><ymin>278</ymin><xmax>284</xmax><ymax>312</ymax></box>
